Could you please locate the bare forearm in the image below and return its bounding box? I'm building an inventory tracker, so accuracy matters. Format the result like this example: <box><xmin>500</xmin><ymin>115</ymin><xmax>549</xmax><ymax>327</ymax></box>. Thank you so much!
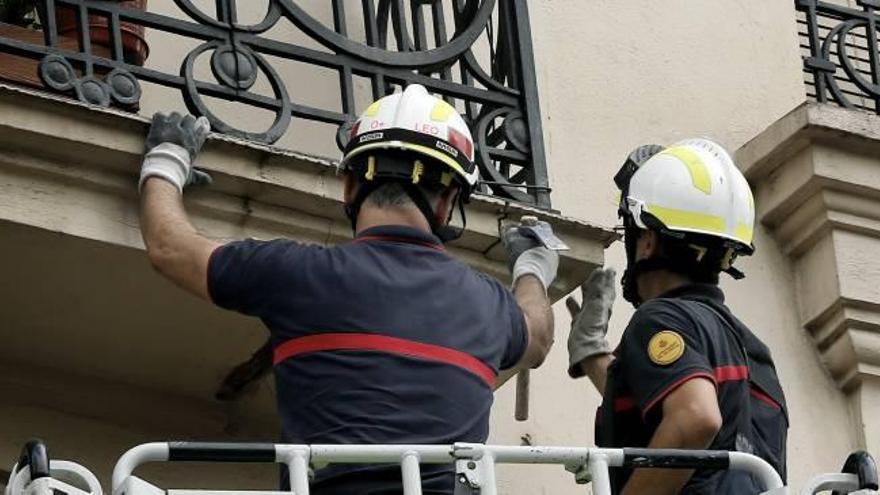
<box><xmin>577</xmin><ymin>353</ymin><xmax>613</xmax><ymax>393</ymax></box>
<box><xmin>514</xmin><ymin>275</ymin><xmax>554</xmax><ymax>369</ymax></box>
<box><xmin>142</xmin><ymin>178</ymin><xmax>197</xmax><ymax>248</ymax></box>
<box><xmin>620</xmin><ymin>422</ymin><xmax>701</xmax><ymax>495</ymax></box>
<box><xmin>621</xmin><ymin>379</ymin><xmax>721</xmax><ymax>495</ymax></box>
<box><xmin>140</xmin><ymin>178</ymin><xmax>218</xmax><ymax>299</ymax></box>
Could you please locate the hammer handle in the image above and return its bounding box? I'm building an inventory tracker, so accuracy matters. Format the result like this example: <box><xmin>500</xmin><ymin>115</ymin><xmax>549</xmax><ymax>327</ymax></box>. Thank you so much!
<box><xmin>515</xmin><ymin>369</ymin><xmax>530</xmax><ymax>421</ymax></box>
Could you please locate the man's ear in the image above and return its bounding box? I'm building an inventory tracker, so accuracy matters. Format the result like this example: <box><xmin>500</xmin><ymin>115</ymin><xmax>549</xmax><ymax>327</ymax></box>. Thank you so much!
<box><xmin>435</xmin><ymin>185</ymin><xmax>460</xmax><ymax>224</ymax></box>
<box><xmin>636</xmin><ymin>229</ymin><xmax>660</xmax><ymax>260</ymax></box>
<box><xmin>342</xmin><ymin>171</ymin><xmax>357</xmax><ymax>205</ymax></box>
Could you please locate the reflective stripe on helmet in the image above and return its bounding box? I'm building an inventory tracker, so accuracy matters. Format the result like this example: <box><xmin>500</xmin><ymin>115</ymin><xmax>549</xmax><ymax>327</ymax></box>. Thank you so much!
<box><xmin>430</xmin><ymin>100</ymin><xmax>456</xmax><ymax>122</ymax></box>
<box><xmin>344</xmin><ymin>130</ymin><xmax>476</xmax><ymax>186</ymax></box>
<box><xmin>346</xmin><ymin>141</ymin><xmax>468</xmax><ymax>180</ymax></box>
<box><xmin>364</xmin><ymin>100</ymin><xmax>382</xmax><ymax>117</ymax></box>
<box><xmin>735</xmin><ymin>223</ymin><xmax>754</xmax><ymax>245</ymax></box>
<box><xmin>646</xmin><ymin>204</ymin><xmax>727</xmax><ymax>236</ymax></box>
<box><xmin>661</xmin><ymin>146</ymin><xmax>712</xmax><ymax>195</ymax></box>
<box><xmin>624</xmin><ymin>138</ymin><xmax>755</xmax><ymax>251</ymax></box>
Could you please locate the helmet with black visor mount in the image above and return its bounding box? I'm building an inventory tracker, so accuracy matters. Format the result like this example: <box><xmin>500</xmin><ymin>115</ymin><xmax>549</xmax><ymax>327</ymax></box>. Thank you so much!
<box><xmin>614</xmin><ymin>138</ymin><xmax>756</xmax><ymax>306</ymax></box>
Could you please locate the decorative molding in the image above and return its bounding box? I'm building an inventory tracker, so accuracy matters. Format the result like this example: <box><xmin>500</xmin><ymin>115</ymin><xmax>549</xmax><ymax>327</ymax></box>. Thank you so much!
<box><xmin>737</xmin><ymin>102</ymin><xmax>880</xmax><ymax>448</ymax></box>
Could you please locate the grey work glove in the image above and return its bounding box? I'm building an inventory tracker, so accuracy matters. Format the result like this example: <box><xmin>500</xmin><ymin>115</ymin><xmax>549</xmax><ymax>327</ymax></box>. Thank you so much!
<box><xmin>500</xmin><ymin>220</ymin><xmax>560</xmax><ymax>292</ymax></box>
<box><xmin>139</xmin><ymin>111</ymin><xmax>212</xmax><ymax>193</ymax></box>
<box><xmin>565</xmin><ymin>267</ymin><xmax>617</xmax><ymax>378</ymax></box>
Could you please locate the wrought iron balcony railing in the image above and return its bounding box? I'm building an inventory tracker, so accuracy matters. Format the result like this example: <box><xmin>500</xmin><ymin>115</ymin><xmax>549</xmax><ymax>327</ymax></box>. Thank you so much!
<box><xmin>797</xmin><ymin>0</ymin><xmax>880</xmax><ymax>114</ymax></box>
<box><xmin>0</xmin><ymin>0</ymin><xmax>550</xmax><ymax>208</ymax></box>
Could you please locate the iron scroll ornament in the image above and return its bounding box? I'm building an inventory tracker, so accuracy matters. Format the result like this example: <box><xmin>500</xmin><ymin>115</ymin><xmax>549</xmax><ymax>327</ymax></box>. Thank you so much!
<box><xmin>473</xmin><ymin>107</ymin><xmax>536</xmax><ymax>204</ymax></box>
<box><xmin>17</xmin><ymin>0</ymin><xmax>550</xmax><ymax>207</ymax></box>
<box><xmin>181</xmin><ymin>40</ymin><xmax>293</xmax><ymax>144</ymax></box>
<box><xmin>800</xmin><ymin>0</ymin><xmax>880</xmax><ymax>111</ymax></box>
<box><xmin>170</xmin><ymin>0</ymin><xmax>504</xmax><ymax>144</ymax></box>
<box><xmin>277</xmin><ymin>0</ymin><xmax>497</xmax><ymax>67</ymax></box>
<box><xmin>818</xmin><ymin>19</ymin><xmax>880</xmax><ymax>109</ymax></box>
<box><xmin>170</xmin><ymin>0</ymin><xmax>497</xmax><ymax>66</ymax></box>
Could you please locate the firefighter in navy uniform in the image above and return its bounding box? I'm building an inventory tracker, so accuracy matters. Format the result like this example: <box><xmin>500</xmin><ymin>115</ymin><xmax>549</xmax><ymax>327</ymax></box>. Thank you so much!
<box><xmin>565</xmin><ymin>139</ymin><xmax>788</xmax><ymax>494</ymax></box>
<box><xmin>136</xmin><ymin>85</ymin><xmax>558</xmax><ymax>494</ymax></box>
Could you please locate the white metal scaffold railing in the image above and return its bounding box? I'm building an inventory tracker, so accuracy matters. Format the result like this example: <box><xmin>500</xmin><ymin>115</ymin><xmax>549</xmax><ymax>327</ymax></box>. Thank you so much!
<box><xmin>5</xmin><ymin>440</ymin><xmax>878</xmax><ymax>495</ymax></box>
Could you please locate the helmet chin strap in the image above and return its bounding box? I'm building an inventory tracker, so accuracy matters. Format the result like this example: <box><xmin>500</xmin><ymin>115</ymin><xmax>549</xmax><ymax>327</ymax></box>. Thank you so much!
<box><xmin>620</xmin><ymin>219</ymin><xmax>687</xmax><ymax>307</ymax></box>
<box><xmin>621</xmin><ymin>220</ymin><xmax>747</xmax><ymax>307</ymax></box>
<box><xmin>621</xmin><ymin>257</ymin><xmax>681</xmax><ymax>307</ymax></box>
<box><xmin>621</xmin><ymin>218</ymin><xmax>646</xmax><ymax>307</ymax></box>
<box><xmin>401</xmin><ymin>183</ymin><xmax>467</xmax><ymax>243</ymax></box>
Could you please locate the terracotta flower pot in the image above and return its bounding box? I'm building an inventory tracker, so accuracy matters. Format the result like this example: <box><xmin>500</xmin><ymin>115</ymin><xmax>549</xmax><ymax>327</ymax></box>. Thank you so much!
<box><xmin>55</xmin><ymin>0</ymin><xmax>149</xmax><ymax>66</ymax></box>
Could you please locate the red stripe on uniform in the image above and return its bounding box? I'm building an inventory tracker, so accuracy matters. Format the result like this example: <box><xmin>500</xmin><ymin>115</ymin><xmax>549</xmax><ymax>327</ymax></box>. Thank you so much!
<box><xmin>750</xmin><ymin>387</ymin><xmax>782</xmax><ymax>410</ymax></box>
<box><xmin>273</xmin><ymin>333</ymin><xmax>496</xmax><ymax>387</ymax></box>
<box><xmin>627</xmin><ymin>366</ymin><xmax>764</xmax><ymax>419</ymax></box>
<box><xmin>353</xmin><ymin>236</ymin><xmax>445</xmax><ymax>251</ymax></box>
<box><xmin>714</xmin><ymin>365</ymin><xmax>749</xmax><ymax>383</ymax></box>
<box><xmin>614</xmin><ymin>396</ymin><xmax>636</xmax><ymax>412</ymax></box>
<box><xmin>642</xmin><ymin>372</ymin><xmax>716</xmax><ymax>417</ymax></box>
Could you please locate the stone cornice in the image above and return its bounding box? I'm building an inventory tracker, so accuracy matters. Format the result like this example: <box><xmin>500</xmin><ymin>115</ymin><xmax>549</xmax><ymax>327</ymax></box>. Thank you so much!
<box><xmin>737</xmin><ymin>102</ymin><xmax>880</xmax><ymax>181</ymax></box>
<box><xmin>0</xmin><ymin>83</ymin><xmax>616</xmax><ymax>302</ymax></box>
<box><xmin>736</xmin><ymin>102</ymin><xmax>880</xmax><ymax>397</ymax></box>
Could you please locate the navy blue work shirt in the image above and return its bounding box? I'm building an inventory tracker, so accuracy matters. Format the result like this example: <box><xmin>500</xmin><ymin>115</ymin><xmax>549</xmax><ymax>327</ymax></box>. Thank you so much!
<box><xmin>208</xmin><ymin>225</ymin><xmax>528</xmax><ymax>494</ymax></box>
<box><xmin>597</xmin><ymin>284</ymin><xmax>788</xmax><ymax>494</ymax></box>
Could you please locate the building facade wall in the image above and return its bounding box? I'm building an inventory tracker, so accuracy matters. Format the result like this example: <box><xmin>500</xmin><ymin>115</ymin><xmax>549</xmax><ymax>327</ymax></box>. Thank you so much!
<box><xmin>489</xmin><ymin>1</ymin><xmax>860</xmax><ymax>492</ymax></box>
<box><xmin>0</xmin><ymin>1</ymin><xmax>871</xmax><ymax>493</ymax></box>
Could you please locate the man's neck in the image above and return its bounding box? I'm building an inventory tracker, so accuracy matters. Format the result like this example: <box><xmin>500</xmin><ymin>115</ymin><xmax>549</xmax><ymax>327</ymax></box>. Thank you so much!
<box><xmin>638</xmin><ymin>270</ymin><xmax>692</xmax><ymax>301</ymax></box>
<box><xmin>355</xmin><ymin>204</ymin><xmax>432</xmax><ymax>235</ymax></box>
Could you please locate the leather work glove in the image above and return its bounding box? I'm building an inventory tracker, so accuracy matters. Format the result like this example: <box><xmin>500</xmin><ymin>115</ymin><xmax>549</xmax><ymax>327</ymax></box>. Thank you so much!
<box><xmin>139</xmin><ymin>111</ymin><xmax>212</xmax><ymax>193</ymax></box>
<box><xmin>500</xmin><ymin>219</ymin><xmax>560</xmax><ymax>292</ymax></box>
<box><xmin>565</xmin><ymin>267</ymin><xmax>616</xmax><ymax>378</ymax></box>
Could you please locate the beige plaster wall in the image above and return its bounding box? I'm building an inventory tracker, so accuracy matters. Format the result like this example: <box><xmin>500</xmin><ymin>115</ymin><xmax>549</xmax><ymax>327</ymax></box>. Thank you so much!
<box><xmin>492</xmin><ymin>0</ymin><xmax>859</xmax><ymax>492</ymax></box>
<box><xmin>0</xmin><ymin>0</ymin><xmax>866</xmax><ymax>493</ymax></box>
<box><xmin>0</xmin><ymin>369</ymin><xmax>277</xmax><ymax>490</ymax></box>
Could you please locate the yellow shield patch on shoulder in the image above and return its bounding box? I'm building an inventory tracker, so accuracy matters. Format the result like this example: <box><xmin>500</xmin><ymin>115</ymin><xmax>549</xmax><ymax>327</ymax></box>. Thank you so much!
<box><xmin>648</xmin><ymin>331</ymin><xmax>685</xmax><ymax>365</ymax></box>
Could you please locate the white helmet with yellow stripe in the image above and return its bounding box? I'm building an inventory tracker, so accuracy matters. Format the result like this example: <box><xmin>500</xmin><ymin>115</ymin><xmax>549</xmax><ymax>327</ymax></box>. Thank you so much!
<box><xmin>615</xmin><ymin>138</ymin><xmax>755</xmax><ymax>305</ymax></box>
<box><xmin>622</xmin><ymin>138</ymin><xmax>755</xmax><ymax>252</ymax></box>
<box><xmin>341</xmin><ymin>84</ymin><xmax>479</xmax><ymax>192</ymax></box>
<box><xmin>340</xmin><ymin>84</ymin><xmax>479</xmax><ymax>242</ymax></box>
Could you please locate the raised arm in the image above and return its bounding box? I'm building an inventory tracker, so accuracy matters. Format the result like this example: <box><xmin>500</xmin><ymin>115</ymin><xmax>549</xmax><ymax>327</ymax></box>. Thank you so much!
<box><xmin>138</xmin><ymin>112</ymin><xmax>219</xmax><ymax>301</ymax></box>
<box><xmin>565</xmin><ymin>267</ymin><xmax>617</xmax><ymax>392</ymax></box>
<box><xmin>513</xmin><ymin>274</ymin><xmax>554</xmax><ymax>369</ymax></box>
<box><xmin>497</xmin><ymin>220</ymin><xmax>559</xmax><ymax>385</ymax></box>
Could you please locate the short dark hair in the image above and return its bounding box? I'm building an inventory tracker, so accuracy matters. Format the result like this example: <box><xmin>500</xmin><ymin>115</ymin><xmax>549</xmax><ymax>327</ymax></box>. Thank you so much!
<box><xmin>356</xmin><ymin>152</ymin><xmax>454</xmax><ymax>209</ymax></box>
<box><xmin>364</xmin><ymin>181</ymin><xmax>442</xmax><ymax>208</ymax></box>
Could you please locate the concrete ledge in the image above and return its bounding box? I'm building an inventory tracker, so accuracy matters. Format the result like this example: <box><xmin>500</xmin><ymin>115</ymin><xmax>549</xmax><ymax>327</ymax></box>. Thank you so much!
<box><xmin>0</xmin><ymin>83</ymin><xmax>616</xmax><ymax>430</ymax></box>
<box><xmin>736</xmin><ymin>102</ymin><xmax>880</xmax><ymax>453</ymax></box>
<box><xmin>0</xmin><ymin>83</ymin><xmax>616</xmax><ymax>301</ymax></box>
<box><xmin>737</xmin><ymin>102</ymin><xmax>880</xmax><ymax>181</ymax></box>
